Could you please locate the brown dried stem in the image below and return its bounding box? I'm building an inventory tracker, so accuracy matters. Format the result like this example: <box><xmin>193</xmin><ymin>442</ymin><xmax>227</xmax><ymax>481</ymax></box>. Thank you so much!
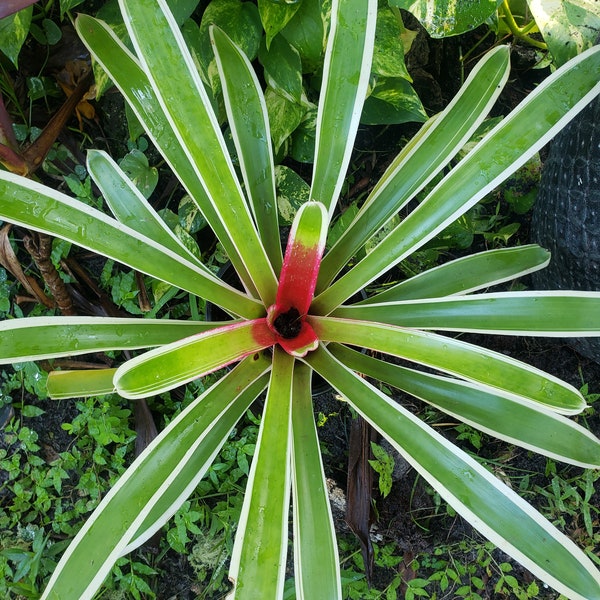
<box><xmin>23</xmin><ymin>231</ymin><xmax>75</xmax><ymax>315</ymax></box>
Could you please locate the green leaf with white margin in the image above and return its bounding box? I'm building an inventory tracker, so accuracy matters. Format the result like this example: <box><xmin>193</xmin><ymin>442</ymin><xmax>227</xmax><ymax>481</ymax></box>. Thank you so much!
<box><xmin>310</xmin><ymin>0</ymin><xmax>377</xmax><ymax>217</ymax></box>
<box><xmin>317</xmin><ymin>45</ymin><xmax>510</xmax><ymax>290</ymax></box>
<box><xmin>75</xmin><ymin>14</ymin><xmax>257</xmax><ymax>296</ymax></box>
<box><xmin>122</xmin><ymin>369</ymin><xmax>270</xmax><ymax>555</ymax></box>
<box><xmin>114</xmin><ymin>319</ymin><xmax>275</xmax><ymax>399</ymax></box>
<box><xmin>305</xmin><ymin>345</ymin><xmax>600</xmax><ymax>600</ymax></box>
<box><xmin>118</xmin><ymin>0</ymin><xmax>276</xmax><ymax>304</ymax></box>
<box><xmin>308</xmin><ymin>316</ymin><xmax>586</xmax><ymax>413</ymax></box>
<box><xmin>0</xmin><ymin>316</ymin><xmax>224</xmax><ymax>362</ymax></box>
<box><xmin>87</xmin><ymin>150</ymin><xmax>203</xmax><ymax>266</ymax></box>
<box><xmin>528</xmin><ymin>0</ymin><xmax>600</xmax><ymax>66</ymax></box>
<box><xmin>211</xmin><ymin>26</ymin><xmax>282</xmax><ymax>272</ymax></box>
<box><xmin>229</xmin><ymin>347</ymin><xmax>294</xmax><ymax>599</ymax></box>
<box><xmin>331</xmin><ymin>344</ymin><xmax>600</xmax><ymax>468</ymax></box>
<box><xmin>357</xmin><ymin>245</ymin><xmax>550</xmax><ymax>303</ymax></box>
<box><xmin>313</xmin><ymin>45</ymin><xmax>600</xmax><ymax>311</ymax></box>
<box><xmin>292</xmin><ymin>363</ymin><xmax>342</xmax><ymax>599</ymax></box>
<box><xmin>390</xmin><ymin>0</ymin><xmax>499</xmax><ymax>37</ymax></box>
<box><xmin>40</xmin><ymin>355</ymin><xmax>270</xmax><ymax>600</ymax></box>
<box><xmin>116</xmin><ymin>0</ymin><xmax>278</xmax><ymax>305</ymax></box>
<box><xmin>47</xmin><ymin>368</ymin><xmax>117</xmax><ymax>399</ymax></box>
<box><xmin>0</xmin><ymin>172</ymin><xmax>262</xmax><ymax>318</ymax></box>
<box><xmin>334</xmin><ymin>291</ymin><xmax>600</xmax><ymax>335</ymax></box>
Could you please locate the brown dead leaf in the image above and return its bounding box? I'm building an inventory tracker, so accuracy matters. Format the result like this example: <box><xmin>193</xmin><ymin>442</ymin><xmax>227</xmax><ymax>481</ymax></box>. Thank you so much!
<box><xmin>0</xmin><ymin>224</ymin><xmax>53</xmax><ymax>307</ymax></box>
<box><xmin>346</xmin><ymin>415</ymin><xmax>378</xmax><ymax>585</ymax></box>
<box><xmin>22</xmin><ymin>64</ymin><xmax>95</xmax><ymax>173</ymax></box>
<box><xmin>55</xmin><ymin>60</ymin><xmax>96</xmax><ymax>130</ymax></box>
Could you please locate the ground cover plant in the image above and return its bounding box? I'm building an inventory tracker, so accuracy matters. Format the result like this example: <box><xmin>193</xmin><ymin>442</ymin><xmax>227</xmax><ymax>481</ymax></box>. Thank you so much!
<box><xmin>1</xmin><ymin>0</ymin><xmax>600</xmax><ymax>598</ymax></box>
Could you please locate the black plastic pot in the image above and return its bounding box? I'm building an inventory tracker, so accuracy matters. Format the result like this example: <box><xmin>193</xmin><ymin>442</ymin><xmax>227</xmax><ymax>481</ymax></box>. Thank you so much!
<box><xmin>531</xmin><ymin>95</ymin><xmax>600</xmax><ymax>362</ymax></box>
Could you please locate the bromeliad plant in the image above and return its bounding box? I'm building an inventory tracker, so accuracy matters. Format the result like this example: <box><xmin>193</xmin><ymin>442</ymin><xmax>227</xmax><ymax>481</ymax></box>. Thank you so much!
<box><xmin>1</xmin><ymin>0</ymin><xmax>600</xmax><ymax>598</ymax></box>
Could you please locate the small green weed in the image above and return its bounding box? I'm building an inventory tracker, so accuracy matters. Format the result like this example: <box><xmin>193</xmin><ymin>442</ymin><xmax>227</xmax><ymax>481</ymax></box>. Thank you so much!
<box><xmin>0</xmin><ymin>526</ymin><xmax>70</xmax><ymax>599</ymax></box>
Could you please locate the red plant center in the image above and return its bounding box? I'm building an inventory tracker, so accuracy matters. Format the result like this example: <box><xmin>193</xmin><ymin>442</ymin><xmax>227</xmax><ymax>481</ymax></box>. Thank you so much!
<box><xmin>271</xmin><ymin>306</ymin><xmax>303</xmax><ymax>339</ymax></box>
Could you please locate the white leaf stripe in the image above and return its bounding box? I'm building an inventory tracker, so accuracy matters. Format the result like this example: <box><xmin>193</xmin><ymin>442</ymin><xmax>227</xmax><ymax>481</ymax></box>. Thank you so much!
<box><xmin>41</xmin><ymin>357</ymin><xmax>270</xmax><ymax>600</ymax></box>
<box><xmin>319</xmin><ymin>45</ymin><xmax>510</xmax><ymax>287</ymax></box>
<box><xmin>0</xmin><ymin>317</ymin><xmax>225</xmax><ymax>364</ymax></box>
<box><xmin>310</xmin><ymin>0</ymin><xmax>378</xmax><ymax>217</ymax></box>
<box><xmin>335</xmin><ymin>291</ymin><xmax>600</xmax><ymax>335</ymax></box>
<box><xmin>87</xmin><ymin>150</ymin><xmax>203</xmax><ymax>266</ymax></box>
<box><xmin>310</xmin><ymin>316</ymin><xmax>585</xmax><ymax>414</ymax></box>
<box><xmin>0</xmin><ymin>170</ymin><xmax>262</xmax><ymax>318</ymax></box>
<box><xmin>119</xmin><ymin>0</ymin><xmax>278</xmax><ymax>305</ymax></box>
<box><xmin>75</xmin><ymin>15</ymin><xmax>259</xmax><ymax>296</ymax></box>
<box><xmin>306</xmin><ymin>347</ymin><xmax>600</xmax><ymax>600</ymax></box>
<box><xmin>313</xmin><ymin>45</ymin><xmax>600</xmax><ymax>313</ymax></box>
<box><xmin>331</xmin><ymin>343</ymin><xmax>600</xmax><ymax>468</ymax></box>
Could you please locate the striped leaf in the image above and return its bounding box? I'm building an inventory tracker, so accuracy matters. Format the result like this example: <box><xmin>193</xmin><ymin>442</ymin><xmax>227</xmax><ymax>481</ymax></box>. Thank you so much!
<box><xmin>0</xmin><ymin>171</ymin><xmax>262</xmax><ymax>318</ymax></box>
<box><xmin>332</xmin><ymin>344</ymin><xmax>600</xmax><ymax>468</ymax></box>
<box><xmin>292</xmin><ymin>363</ymin><xmax>342</xmax><ymax>599</ymax></box>
<box><xmin>309</xmin><ymin>316</ymin><xmax>586</xmax><ymax>413</ymax></box>
<box><xmin>229</xmin><ymin>347</ymin><xmax>294</xmax><ymax>598</ymax></box>
<box><xmin>114</xmin><ymin>319</ymin><xmax>276</xmax><ymax>399</ymax></box>
<box><xmin>211</xmin><ymin>25</ymin><xmax>282</xmax><ymax>272</ymax></box>
<box><xmin>47</xmin><ymin>368</ymin><xmax>117</xmax><ymax>399</ymax></box>
<box><xmin>305</xmin><ymin>345</ymin><xmax>600</xmax><ymax>600</ymax></box>
<box><xmin>334</xmin><ymin>291</ymin><xmax>600</xmax><ymax>335</ymax></box>
<box><xmin>313</xmin><ymin>45</ymin><xmax>600</xmax><ymax>313</ymax></box>
<box><xmin>317</xmin><ymin>44</ymin><xmax>511</xmax><ymax>289</ymax></box>
<box><xmin>75</xmin><ymin>14</ymin><xmax>258</xmax><ymax>296</ymax></box>
<box><xmin>40</xmin><ymin>355</ymin><xmax>270</xmax><ymax>600</ymax></box>
<box><xmin>118</xmin><ymin>0</ymin><xmax>277</xmax><ymax>305</ymax></box>
<box><xmin>0</xmin><ymin>317</ymin><xmax>224</xmax><ymax>364</ymax></box>
<box><xmin>87</xmin><ymin>150</ymin><xmax>202</xmax><ymax>265</ymax></box>
<box><xmin>310</xmin><ymin>0</ymin><xmax>377</xmax><ymax>216</ymax></box>
<box><xmin>355</xmin><ymin>245</ymin><xmax>550</xmax><ymax>303</ymax></box>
